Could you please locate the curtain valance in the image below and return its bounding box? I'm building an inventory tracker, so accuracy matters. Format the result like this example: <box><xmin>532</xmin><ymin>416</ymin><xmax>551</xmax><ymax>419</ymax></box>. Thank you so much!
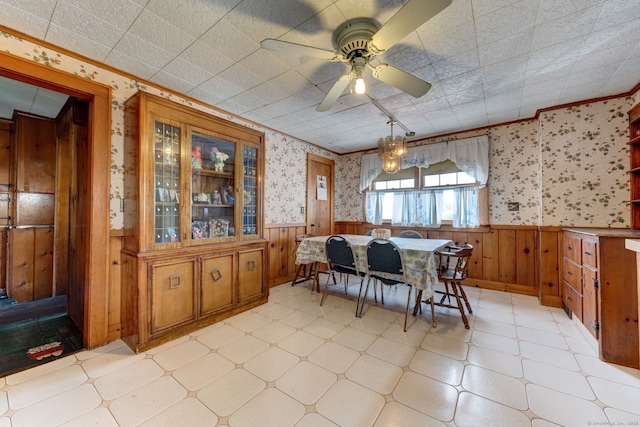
<box><xmin>359</xmin><ymin>135</ymin><xmax>489</xmax><ymax>192</ymax></box>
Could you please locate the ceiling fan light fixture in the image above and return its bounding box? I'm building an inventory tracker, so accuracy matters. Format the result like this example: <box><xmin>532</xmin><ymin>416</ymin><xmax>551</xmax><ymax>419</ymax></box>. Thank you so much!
<box><xmin>352</xmin><ymin>56</ymin><xmax>367</xmax><ymax>95</ymax></box>
<box><xmin>354</xmin><ymin>77</ymin><xmax>365</xmax><ymax>94</ymax></box>
<box><xmin>260</xmin><ymin>0</ymin><xmax>450</xmax><ymax>112</ymax></box>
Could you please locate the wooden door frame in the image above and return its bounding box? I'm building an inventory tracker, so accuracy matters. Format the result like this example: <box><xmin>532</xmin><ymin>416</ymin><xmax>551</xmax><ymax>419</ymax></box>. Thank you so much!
<box><xmin>306</xmin><ymin>153</ymin><xmax>335</xmax><ymax>234</ymax></box>
<box><xmin>0</xmin><ymin>51</ymin><xmax>111</xmax><ymax>349</ymax></box>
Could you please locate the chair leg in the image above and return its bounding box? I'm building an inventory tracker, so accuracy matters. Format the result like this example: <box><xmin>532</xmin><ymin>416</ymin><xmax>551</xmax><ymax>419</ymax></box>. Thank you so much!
<box><xmin>412</xmin><ymin>290</ymin><xmax>422</xmax><ymax>316</ymax></box>
<box><xmin>412</xmin><ymin>289</ymin><xmax>436</xmax><ymax>328</ymax></box>
<box><xmin>429</xmin><ymin>294</ymin><xmax>436</xmax><ymax>328</ymax></box>
<box><xmin>291</xmin><ymin>264</ymin><xmax>304</xmax><ymax>286</ymax></box>
<box><xmin>320</xmin><ymin>271</ymin><xmax>333</xmax><ymax>306</ymax></box>
<box><xmin>403</xmin><ymin>285</ymin><xmax>412</xmax><ymax>332</ymax></box>
<box><xmin>440</xmin><ymin>281</ymin><xmax>453</xmax><ymax>305</ymax></box>
<box><xmin>457</xmin><ymin>281</ymin><xmax>473</xmax><ymax>314</ymax></box>
<box><xmin>357</xmin><ymin>277</ymin><xmax>371</xmax><ymax>318</ymax></box>
<box><xmin>450</xmin><ymin>281</ymin><xmax>470</xmax><ymax>329</ymax></box>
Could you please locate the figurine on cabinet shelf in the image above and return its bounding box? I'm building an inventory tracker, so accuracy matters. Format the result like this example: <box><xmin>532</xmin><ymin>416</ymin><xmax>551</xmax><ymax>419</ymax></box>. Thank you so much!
<box><xmin>191</xmin><ymin>145</ymin><xmax>203</xmax><ymax>169</ymax></box>
<box><xmin>208</xmin><ymin>146</ymin><xmax>229</xmax><ymax>172</ymax></box>
<box><xmin>191</xmin><ymin>221</ymin><xmax>208</xmax><ymax>239</ymax></box>
<box><xmin>212</xmin><ymin>190</ymin><xmax>222</xmax><ymax>204</ymax></box>
<box><xmin>222</xmin><ymin>186</ymin><xmax>234</xmax><ymax>205</ymax></box>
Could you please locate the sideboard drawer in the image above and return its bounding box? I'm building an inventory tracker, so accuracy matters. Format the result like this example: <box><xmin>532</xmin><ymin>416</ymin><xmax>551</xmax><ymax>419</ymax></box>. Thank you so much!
<box><xmin>563</xmin><ymin>234</ymin><xmax>582</xmax><ymax>264</ymax></box>
<box><xmin>562</xmin><ymin>258</ymin><xmax>582</xmax><ymax>293</ymax></box>
<box><xmin>562</xmin><ymin>280</ymin><xmax>582</xmax><ymax>321</ymax></box>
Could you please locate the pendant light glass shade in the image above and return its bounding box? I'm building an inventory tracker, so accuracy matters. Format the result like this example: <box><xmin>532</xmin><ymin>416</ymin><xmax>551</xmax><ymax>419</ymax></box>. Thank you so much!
<box><xmin>377</xmin><ymin>119</ymin><xmax>407</xmax><ymax>174</ymax></box>
<box><xmin>382</xmin><ymin>150</ymin><xmax>401</xmax><ymax>174</ymax></box>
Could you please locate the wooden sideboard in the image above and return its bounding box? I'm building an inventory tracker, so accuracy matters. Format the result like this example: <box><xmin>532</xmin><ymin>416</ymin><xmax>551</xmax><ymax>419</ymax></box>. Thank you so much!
<box><xmin>562</xmin><ymin>228</ymin><xmax>640</xmax><ymax>368</ymax></box>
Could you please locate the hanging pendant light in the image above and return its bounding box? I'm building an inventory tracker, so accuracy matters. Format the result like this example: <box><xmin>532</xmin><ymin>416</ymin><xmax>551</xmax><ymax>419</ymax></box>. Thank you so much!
<box><xmin>377</xmin><ymin>119</ymin><xmax>407</xmax><ymax>174</ymax></box>
<box><xmin>382</xmin><ymin>150</ymin><xmax>400</xmax><ymax>174</ymax></box>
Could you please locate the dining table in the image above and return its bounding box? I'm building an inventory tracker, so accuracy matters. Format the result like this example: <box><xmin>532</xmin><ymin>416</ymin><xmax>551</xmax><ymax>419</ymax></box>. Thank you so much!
<box><xmin>295</xmin><ymin>234</ymin><xmax>454</xmax><ymax>298</ymax></box>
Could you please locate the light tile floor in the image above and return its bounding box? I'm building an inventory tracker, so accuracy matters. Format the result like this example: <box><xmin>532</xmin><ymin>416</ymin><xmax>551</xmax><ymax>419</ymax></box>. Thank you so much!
<box><xmin>2</xmin><ymin>279</ymin><xmax>640</xmax><ymax>427</ymax></box>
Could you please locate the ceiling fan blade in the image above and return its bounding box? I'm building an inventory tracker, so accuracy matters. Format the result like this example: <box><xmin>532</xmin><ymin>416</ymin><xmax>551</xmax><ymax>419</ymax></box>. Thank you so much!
<box><xmin>260</xmin><ymin>39</ymin><xmax>342</xmax><ymax>61</ymax></box>
<box><xmin>372</xmin><ymin>64</ymin><xmax>431</xmax><ymax>98</ymax></box>
<box><xmin>317</xmin><ymin>75</ymin><xmax>351</xmax><ymax>112</ymax></box>
<box><xmin>369</xmin><ymin>0</ymin><xmax>452</xmax><ymax>52</ymax></box>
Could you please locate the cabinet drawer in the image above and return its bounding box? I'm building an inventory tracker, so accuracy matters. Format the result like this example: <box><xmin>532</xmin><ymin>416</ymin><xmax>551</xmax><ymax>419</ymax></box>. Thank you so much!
<box><xmin>238</xmin><ymin>248</ymin><xmax>264</xmax><ymax>302</ymax></box>
<box><xmin>201</xmin><ymin>253</ymin><xmax>235</xmax><ymax>316</ymax></box>
<box><xmin>562</xmin><ymin>280</ymin><xmax>582</xmax><ymax>321</ymax></box>
<box><xmin>562</xmin><ymin>258</ymin><xmax>582</xmax><ymax>293</ymax></box>
<box><xmin>582</xmin><ymin>240</ymin><xmax>597</xmax><ymax>268</ymax></box>
<box><xmin>563</xmin><ymin>233</ymin><xmax>581</xmax><ymax>263</ymax></box>
<box><xmin>149</xmin><ymin>259</ymin><xmax>196</xmax><ymax>334</ymax></box>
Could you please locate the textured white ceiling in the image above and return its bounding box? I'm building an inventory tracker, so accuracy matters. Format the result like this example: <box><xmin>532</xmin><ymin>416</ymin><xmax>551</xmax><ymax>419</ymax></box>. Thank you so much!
<box><xmin>1</xmin><ymin>0</ymin><xmax>639</xmax><ymax>153</ymax></box>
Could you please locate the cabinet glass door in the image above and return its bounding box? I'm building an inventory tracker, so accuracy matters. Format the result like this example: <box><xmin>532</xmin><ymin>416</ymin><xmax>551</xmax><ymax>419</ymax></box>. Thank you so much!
<box><xmin>242</xmin><ymin>146</ymin><xmax>258</xmax><ymax>236</ymax></box>
<box><xmin>190</xmin><ymin>132</ymin><xmax>235</xmax><ymax>241</ymax></box>
<box><xmin>153</xmin><ymin>121</ymin><xmax>180</xmax><ymax>244</ymax></box>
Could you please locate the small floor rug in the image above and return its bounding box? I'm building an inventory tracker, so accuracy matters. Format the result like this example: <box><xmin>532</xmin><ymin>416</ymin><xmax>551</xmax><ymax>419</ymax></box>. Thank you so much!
<box><xmin>0</xmin><ymin>313</ymin><xmax>83</xmax><ymax>377</ymax></box>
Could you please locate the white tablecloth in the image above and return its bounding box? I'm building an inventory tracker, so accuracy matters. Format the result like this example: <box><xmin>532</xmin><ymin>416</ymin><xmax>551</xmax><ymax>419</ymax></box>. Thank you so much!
<box><xmin>296</xmin><ymin>234</ymin><xmax>453</xmax><ymax>296</ymax></box>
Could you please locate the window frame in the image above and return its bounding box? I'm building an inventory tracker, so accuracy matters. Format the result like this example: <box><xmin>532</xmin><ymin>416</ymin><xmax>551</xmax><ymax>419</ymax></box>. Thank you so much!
<box><xmin>366</xmin><ymin>162</ymin><xmax>486</xmax><ymax>226</ymax></box>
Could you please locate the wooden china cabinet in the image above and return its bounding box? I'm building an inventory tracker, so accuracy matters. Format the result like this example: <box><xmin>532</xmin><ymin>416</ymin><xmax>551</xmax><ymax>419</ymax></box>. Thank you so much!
<box><xmin>120</xmin><ymin>91</ymin><xmax>267</xmax><ymax>352</ymax></box>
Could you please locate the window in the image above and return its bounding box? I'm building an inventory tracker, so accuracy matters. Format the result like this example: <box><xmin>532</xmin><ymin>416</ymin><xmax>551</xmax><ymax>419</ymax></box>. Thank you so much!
<box><xmin>421</xmin><ymin>165</ymin><xmax>476</xmax><ymax>221</ymax></box>
<box><xmin>366</xmin><ymin>161</ymin><xmax>482</xmax><ymax>228</ymax></box>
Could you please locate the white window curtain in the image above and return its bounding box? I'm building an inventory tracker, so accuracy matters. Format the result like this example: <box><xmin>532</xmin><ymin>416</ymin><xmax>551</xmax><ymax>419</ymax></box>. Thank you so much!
<box><xmin>390</xmin><ymin>190</ymin><xmax>441</xmax><ymax>227</ymax></box>
<box><xmin>360</xmin><ymin>135</ymin><xmax>489</xmax><ymax>192</ymax></box>
<box><xmin>453</xmin><ymin>186</ymin><xmax>479</xmax><ymax>228</ymax></box>
<box><xmin>365</xmin><ymin>191</ymin><xmax>385</xmax><ymax>225</ymax></box>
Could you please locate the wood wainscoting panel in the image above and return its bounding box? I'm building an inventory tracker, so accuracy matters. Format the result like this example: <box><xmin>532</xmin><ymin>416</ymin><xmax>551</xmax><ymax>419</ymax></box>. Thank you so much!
<box><xmin>7</xmin><ymin>227</ymin><xmax>54</xmax><ymax>302</ymax></box>
<box><xmin>516</xmin><ymin>229</ymin><xmax>537</xmax><ymax>288</ymax></box>
<box><xmin>334</xmin><ymin>222</ymin><xmax>560</xmax><ymax>303</ymax></box>
<box><xmin>482</xmin><ymin>230</ymin><xmax>500</xmax><ymax>282</ymax></box>
<box><xmin>266</xmin><ymin>224</ymin><xmax>306</xmax><ymax>287</ymax></box>
<box><xmin>498</xmin><ymin>229</ymin><xmax>517</xmax><ymax>284</ymax></box>
<box><xmin>539</xmin><ymin>229</ymin><xmax>562</xmax><ymax>307</ymax></box>
<box><xmin>108</xmin><ymin>234</ymin><xmax>123</xmax><ymax>341</ymax></box>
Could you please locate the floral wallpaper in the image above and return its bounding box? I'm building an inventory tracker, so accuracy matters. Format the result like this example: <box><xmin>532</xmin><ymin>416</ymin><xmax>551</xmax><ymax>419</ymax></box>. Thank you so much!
<box><xmin>2</xmin><ymin>29</ymin><xmax>639</xmax><ymax>229</ymax></box>
<box><xmin>1</xmin><ymin>30</ymin><xmax>336</xmax><ymax>229</ymax></box>
<box><xmin>539</xmin><ymin>97</ymin><xmax>636</xmax><ymax>227</ymax></box>
<box><xmin>336</xmin><ymin>95</ymin><xmax>639</xmax><ymax>228</ymax></box>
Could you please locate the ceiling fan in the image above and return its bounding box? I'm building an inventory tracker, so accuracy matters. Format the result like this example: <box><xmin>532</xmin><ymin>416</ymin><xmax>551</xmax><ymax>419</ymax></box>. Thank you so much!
<box><xmin>261</xmin><ymin>0</ymin><xmax>452</xmax><ymax>112</ymax></box>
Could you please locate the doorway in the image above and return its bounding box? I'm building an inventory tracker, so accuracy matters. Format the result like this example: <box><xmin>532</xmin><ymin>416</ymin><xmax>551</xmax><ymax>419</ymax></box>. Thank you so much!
<box><xmin>306</xmin><ymin>153</ymin><xmax>335</xmax><ymax>236</ymax></box>
<box><xmin>0</xmin><ymin>51</ymin><xmax>111</xmax><ymax>350</ymax></box>
<box><xmin>0</xmin><ymin>95</ymin><xmax>91</xmax><ymax>375</ymax></box>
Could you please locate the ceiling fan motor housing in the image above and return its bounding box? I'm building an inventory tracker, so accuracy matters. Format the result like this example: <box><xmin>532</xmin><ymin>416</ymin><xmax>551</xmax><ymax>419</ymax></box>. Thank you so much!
<box><xmin>335</xmin><ymin>19</ymin><xmax>378</xmax><ymax>61</ymax></box>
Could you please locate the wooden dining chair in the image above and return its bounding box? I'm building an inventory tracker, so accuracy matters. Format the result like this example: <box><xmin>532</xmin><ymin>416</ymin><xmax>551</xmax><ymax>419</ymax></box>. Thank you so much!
<box><xmin>434</xmin><ymin>244</ymin><xmax>474</xmax><ymax>329</ymax></box>
<box><xmin>291</xmin><ymin>233</ymin><xmax>320</xmax><ymax>292</ymax></box>
<box><xmin>321</xmin><ymin>235</ymin><xmax>366</xmax><ymax>314</ymax></box>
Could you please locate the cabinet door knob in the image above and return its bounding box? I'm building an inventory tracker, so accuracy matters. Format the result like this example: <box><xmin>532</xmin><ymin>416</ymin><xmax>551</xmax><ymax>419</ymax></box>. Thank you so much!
<box><xmin>584</xmin><ymin>251</ymin><xmax>592</xmax><ymax>256</ymax></box>
<box><xmin>248</xmin><ymin>259</ymin><xmax>256</xmax><ymax>271</ymax></box>
<box><xmin>169</xmin><ymin>274</ymin><xmax>181</xmax><ymax>289</ymax></box>
<box><xmin>211</xmin><ymin>268</ymin><xmax>222</xmax><ymax>282</ymax></box>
